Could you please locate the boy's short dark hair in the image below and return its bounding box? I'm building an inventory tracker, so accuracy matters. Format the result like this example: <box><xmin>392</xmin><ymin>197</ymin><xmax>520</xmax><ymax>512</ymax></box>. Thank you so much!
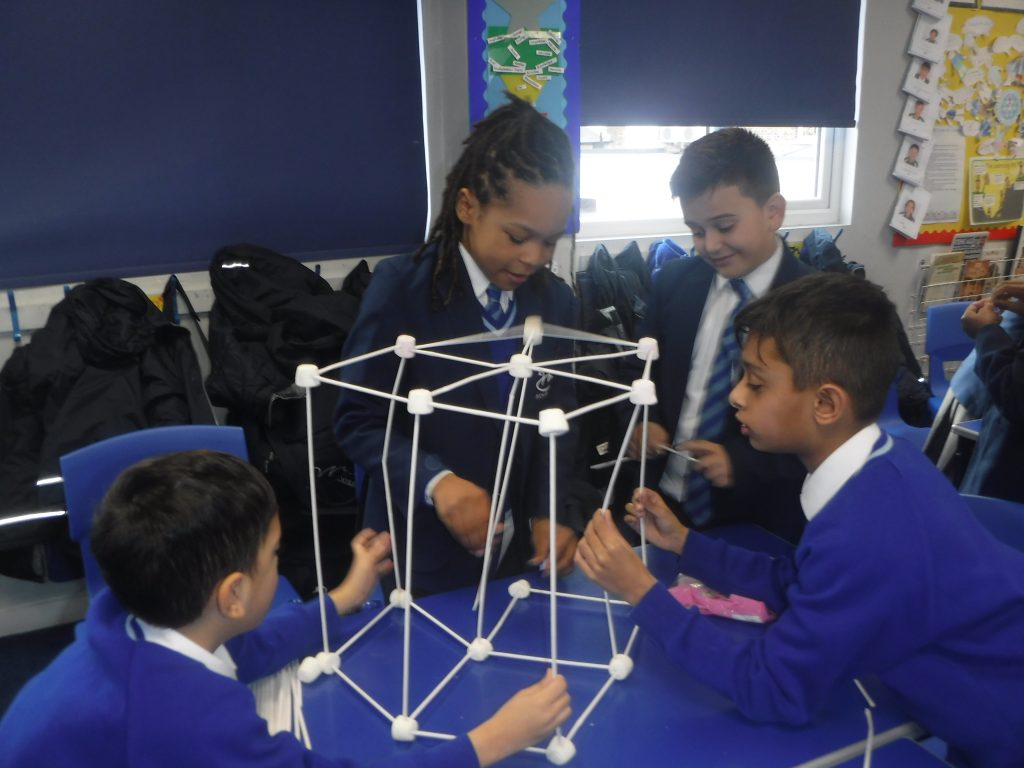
<box><xmin>91</xmin><ymin>450</ymin><xmax>277</xmax><ymax>628</ymax></box>
<box><xmin>735</xmin><ymin>273</ymin><xmax>902</xmax><ymax>422</ymax></box>
<box><xmin>669</xmin><ymin>127</ymin><xmax>780</xmax><ymax>205</ymax></box>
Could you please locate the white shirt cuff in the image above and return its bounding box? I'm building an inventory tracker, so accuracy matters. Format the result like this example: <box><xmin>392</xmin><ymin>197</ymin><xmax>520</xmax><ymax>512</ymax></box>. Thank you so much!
<box><xmin>424</xmin><ymin>470</ymin><xmax>453</xmax><ymax>506</ymax></box>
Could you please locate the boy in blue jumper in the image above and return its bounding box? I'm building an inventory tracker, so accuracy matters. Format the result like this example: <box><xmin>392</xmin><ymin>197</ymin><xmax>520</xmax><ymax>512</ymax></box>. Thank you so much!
<box><xmin>577</xmin><ymin>273</ymin><xmax>1024</xmax><ymax>767</ymax></box>
<box><xmin>0</xmin><ymin>451</ymin><xmax>569</xmax><ymax>768</ymax></box>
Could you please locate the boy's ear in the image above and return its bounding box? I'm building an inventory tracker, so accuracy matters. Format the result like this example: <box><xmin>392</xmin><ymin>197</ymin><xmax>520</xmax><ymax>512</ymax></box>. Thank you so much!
<box><xmin>812</xmin><ymin>382</ymin><xmax>851</xmax><ymax>427</ymax></box>
<box><xmin>455</xmin><ymin>187</ymin><xmax>479</xmax><ymax>226</ymax></box>
<box><xmin>763</xmin><ymin>192</ymin><xmax>786</xmax><ymax>229</ymax></box>
<box><xmin>215</xmin><ymin>572</ymin><xmax>249</xmax><ymax>621</ymax></box>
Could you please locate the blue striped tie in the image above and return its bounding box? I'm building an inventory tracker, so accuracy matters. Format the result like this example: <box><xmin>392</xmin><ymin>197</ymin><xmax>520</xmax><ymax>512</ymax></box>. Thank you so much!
<box><xmin>481</xmin><ymin>284</ymin><xmax>515</xmax><ymax>332</ymax></box>
<box><xmin>686</xmin><ymin>278</ymin><xmax>753</xmax><ymax>526</ymax></box>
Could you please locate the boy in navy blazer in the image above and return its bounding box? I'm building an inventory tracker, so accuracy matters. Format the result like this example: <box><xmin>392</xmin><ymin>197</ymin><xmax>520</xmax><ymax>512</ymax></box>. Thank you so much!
<box><xmin>627</xmin><ymin>128</ymin><xmax>811</xmax><ymax>541</ymax></box>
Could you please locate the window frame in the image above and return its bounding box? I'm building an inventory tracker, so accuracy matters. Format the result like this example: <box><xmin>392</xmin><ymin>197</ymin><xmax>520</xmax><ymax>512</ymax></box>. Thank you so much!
<box><xmin>576</xmin><ymin>126</ymin><xmax>848</xmax><ymax>243</ymax></box>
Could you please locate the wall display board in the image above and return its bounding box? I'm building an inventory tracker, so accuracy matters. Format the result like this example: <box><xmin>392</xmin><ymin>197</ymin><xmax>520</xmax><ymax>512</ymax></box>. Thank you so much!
<box><xmin>893</xmin><ymin>0</ymin><xmax>1024</xmax><ymax>245</ymax></box>
<box><xmin>466</xmin><ymin>0</ymin><xmax>580</xmax><ymax>230</ymax></box>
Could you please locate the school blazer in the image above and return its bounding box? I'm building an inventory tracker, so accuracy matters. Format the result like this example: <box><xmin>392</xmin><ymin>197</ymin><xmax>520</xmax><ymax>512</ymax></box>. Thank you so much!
<box><xmin>959</xmin><ymin>324</ymin><xmax>1024</xmax><ymax>503</ymax></box>
<box><xmin>335</xmin><ymin>247</ymin><xmax>579</xmax><ymax>594</ymax></box>
<box><xmin>633</xmin><ymin>250</ymin><xmax>813</xmax><ymax>537</ymax></box>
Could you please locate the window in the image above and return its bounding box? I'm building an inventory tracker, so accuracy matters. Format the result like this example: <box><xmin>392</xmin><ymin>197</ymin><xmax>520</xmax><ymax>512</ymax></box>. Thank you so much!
<box><xmin>578</xmin><ymin>126</ymin><xmax>847</xmax><ymax>241</ymax></box>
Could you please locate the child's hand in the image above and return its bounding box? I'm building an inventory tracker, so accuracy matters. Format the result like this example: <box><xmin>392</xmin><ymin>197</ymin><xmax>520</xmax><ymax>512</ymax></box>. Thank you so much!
<box><xmin>961</xmin><ymin>298</ymin><xmax>1001</xmax><ymax>338</ymax></box>
<box><xmin>433</xmin><ymin>474</ymin><xmax>502</xmax><ymax>556</ymax></box>
<box><xmin>992</xmin><ymin>280</ymin><xmax>1024</xmax><ymax>312</ymax></box>
<box><xmin>329</xmin><ymin>529</ymin><xmax>392</xmax><ymax>615</ymax></box>
<box><xmin>575</xmin><ymin>509</ymin><xmax>657</xmax><ymax>605</ymax></box>
<box><xmin>678</xmin><ymin>439</ymin><xmax>734</xmax><ymax>487</ymax></box>
<box><xmin>627</xmin><ymin>421</ymin><xmax>671</xmax><ymax>460</ymax></box>
<box><xmin>529</xmin><ymin>519</ymin><xmax>577</xmax><ymax>576</ymax></box>
<box><xmin>468</xmin><ymin>671</ymin><xmax>571</xmax><ymax>767</ymax></box>
<box><xmin>625</xmin><ymin>487</ymin><xmax>689</xmax><ymax>555</ymax></box>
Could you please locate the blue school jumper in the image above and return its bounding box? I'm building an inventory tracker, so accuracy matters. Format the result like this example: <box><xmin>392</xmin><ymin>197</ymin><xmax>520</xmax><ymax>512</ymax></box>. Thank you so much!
<box><xmin>631</xmin><ymin>434</ymin><xmax>1024</xmax><ymax>767</ymax></box>
<box><xmin>0</xmin><ymin>589</ymin><xmax>477</xmax><ymax>767</ymax></box>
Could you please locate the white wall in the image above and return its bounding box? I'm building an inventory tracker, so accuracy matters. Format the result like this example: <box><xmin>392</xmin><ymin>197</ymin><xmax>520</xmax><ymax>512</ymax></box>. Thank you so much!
<box><xmin>842</xmin><ymin>0</ymin><xmax>925</xmax><ymax>321</ymax></box>
<box><xmin>0</xmin><ymin>0</ymin><xmax>969</xmax><ymax>365</ymax></box>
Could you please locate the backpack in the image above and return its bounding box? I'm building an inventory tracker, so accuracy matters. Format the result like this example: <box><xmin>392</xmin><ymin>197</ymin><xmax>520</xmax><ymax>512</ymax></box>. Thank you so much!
<box><xmin>793</xmin><ymin>229</ymin><xmax>932</xmax><ymax>427</ymax></box>
<box><xmin>204</xmin><ymin>245</ymin><xmax>368</xmax><ymax>593</ymax></box>
<box><xmin>573</xmin><ymin>242</ymin><xmax>651</xmax><ymax>484</ymax></box>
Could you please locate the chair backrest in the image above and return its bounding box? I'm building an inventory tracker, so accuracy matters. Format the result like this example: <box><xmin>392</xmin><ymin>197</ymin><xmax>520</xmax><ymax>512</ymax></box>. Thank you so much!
<box><xmin>877</xmin><ymin>382</ymin><xmax>930</xmax><ymax>451</ymax></box>
<box><xmin>60</xmin><ymin>425</ymin><xmax>248</xmax><ymax>597</ymax></box>
<box><xmin>961</xmin><ymin>493</ymin><xmax>1024</xmax><ymax>552</ymax></box>
<box><xmin>925</xmin><ymin>302</ymin><xmax>974</xmax><ymax>399</ymax></box>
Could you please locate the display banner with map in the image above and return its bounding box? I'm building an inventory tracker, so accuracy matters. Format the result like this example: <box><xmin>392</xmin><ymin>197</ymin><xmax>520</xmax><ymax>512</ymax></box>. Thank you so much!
<box><xmin>467</xmin><ymin>0</ymin><xmax>580</xmax><ymax>230</ymax></box>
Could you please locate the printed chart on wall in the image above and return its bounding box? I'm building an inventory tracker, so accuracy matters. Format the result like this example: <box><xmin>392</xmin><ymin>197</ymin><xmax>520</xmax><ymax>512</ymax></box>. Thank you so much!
<box><xmin>893</xmin><ymin>0</ymin><xmax>1024</xmax><ymax>245</ymax></box>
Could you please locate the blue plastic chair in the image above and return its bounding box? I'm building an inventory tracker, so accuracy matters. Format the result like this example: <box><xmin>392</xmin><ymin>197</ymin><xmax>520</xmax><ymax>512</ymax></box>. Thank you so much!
<box><xmin>877</xmin><ymin>382</ymin><xmax>931</xmax><ymax>451</ymax></box>
<box><xmin>925</xmin><ymin>302</ymin><xmax>974</xmax><ymax>416</ymax></box>
<box><xmin>961</xmin><ymin>493</ymin><xmax>1024</xmax><ymax>552</ymax></box>
<box><xmin>60</xmin><ymin>425</ymin><xmax>248</xmax><ymax>597</ymax></box>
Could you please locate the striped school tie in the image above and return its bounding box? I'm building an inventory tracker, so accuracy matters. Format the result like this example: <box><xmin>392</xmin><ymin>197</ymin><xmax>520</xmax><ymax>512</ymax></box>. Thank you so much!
<box><xmin>686</xmin><ymin>278</ymin><xmax>753</xmax><ymax>525</ymax></box>
<box><xmin>481</xmin><ymin>283</ymin><xmax>516</xmax><ymax>332</ymax></box>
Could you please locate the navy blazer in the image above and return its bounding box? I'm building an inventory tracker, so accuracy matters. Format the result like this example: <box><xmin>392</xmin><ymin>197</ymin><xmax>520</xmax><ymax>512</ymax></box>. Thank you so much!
<box><xmin>628</xmin><ymin>249</ymin><xmax>813</xmax><ymax>541</ymax></box>
<box><xmin>959</xmin><ymin>323</ymin><xmax>1024</xmax><ymax>503</ymax></box>
<box><xmin>335</xmin><ymin>247</ymin><xmax>579</xmax><ymax>594</ymax></box>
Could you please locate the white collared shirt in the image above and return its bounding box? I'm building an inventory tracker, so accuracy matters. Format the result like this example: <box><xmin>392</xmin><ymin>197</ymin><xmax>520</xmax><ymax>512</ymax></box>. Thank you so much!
<box><xmin>425</xmin><ymin>243</ymin><xmax>507</xmax><ymax>506</ymax></box>
<box><xmin>661</xmin><ymin>239</ymin><xmax>784</xmax><ymax>502</ymax></box>
<box><xmin>127</xmin><ymin>615</ymin><xmax>238</xmax><ymax>680</ymax></box>
<box><xmin>459</xmin><ymin>242</ymin><xmax>512</xmax><ymax>313</ymax></box>
<box><xmin>800</xmin><ymin>423</ymin><xmax>882</xmax><ymax>521</ymax></box>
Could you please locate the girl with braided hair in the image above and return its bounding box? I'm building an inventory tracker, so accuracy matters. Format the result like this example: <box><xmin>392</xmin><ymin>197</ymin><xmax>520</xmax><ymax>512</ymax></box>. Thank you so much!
<box><xmin>335</xmin><ymin>96</ymin><xmax>581</xmax><ymax>596</ymax></box>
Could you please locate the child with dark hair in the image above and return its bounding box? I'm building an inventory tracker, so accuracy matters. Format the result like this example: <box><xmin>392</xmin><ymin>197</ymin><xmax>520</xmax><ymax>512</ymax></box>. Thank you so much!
<box><xmin>335</xmin><ymin>96</ymin><xmax>580</xmax><ymax>596</ymax></box>
<box><xmin>0</xmin><ymin>451</ymin><xmax>570</xmax><ymax>767</ymax></box>
<box><xmin>578</xmin><ymin>273</ymin><xmax>1024</xmax><ymax>767</ymax></box>
<box><xmin>958</xmin><ymin>280</ymin><xmax>1024</xmax><ymax>503</ymax></box>
<box><xmin>626</xmin><ymin>127</ymin><xmax>812</xmax><ymax>543</ymax></box>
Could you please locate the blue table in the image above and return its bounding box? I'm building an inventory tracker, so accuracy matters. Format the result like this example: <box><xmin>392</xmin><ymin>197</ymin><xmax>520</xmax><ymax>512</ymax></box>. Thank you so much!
<box><xmin>834</xmin><ymin>738</ymin><xmax>950</xmax><ymax>767</ymax></box>
<box><xmin>300</xmin><ymin>526</ymin><xmax>918</xmax><ymax>767</ymax></box>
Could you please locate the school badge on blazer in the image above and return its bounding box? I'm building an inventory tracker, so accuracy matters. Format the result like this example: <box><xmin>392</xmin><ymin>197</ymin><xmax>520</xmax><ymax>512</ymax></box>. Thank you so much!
<box><xmin>535</xmin><ymin>371</ymin><xmax>553</xmax><ymax>400</ymax></box>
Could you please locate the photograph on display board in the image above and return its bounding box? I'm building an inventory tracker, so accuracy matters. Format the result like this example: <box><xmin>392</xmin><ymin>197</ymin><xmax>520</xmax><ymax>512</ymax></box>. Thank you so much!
<box><xmin>981</xmin><ymin>0</ymin><xmax>1024</xmax><ymax>11</ymax></box>
<box><xmin>908</xmin><ymin>13</ymin><xmax>952</xmax><ymax>62</ymax></box>
<box><xmin>894</xmin><ymin>135</ymin><xmax>934</xmax><ymax>186</ymax></box>
<box><xmin>891</xmin><ymin>185</ymin><xmax>932</xmax><ymax>238</ymax></box>
<box><xmin>969</xmin><ymin>157</ymin><xmax>1024</xmax><ymax>225</ymax></box>
<box><xmin>903</xmin><ymin>57</ymin><xmax>940</xmax><ymax>101</ymax></box>
<box><xmin>913</xmin><ymin>0</ymin><xmax>952</xmax><ymax>16</ymax></box>
<box><xmin>899</xmin><ymin>95</ymin><xmax>939</xmax><ymax>140</ymax></box>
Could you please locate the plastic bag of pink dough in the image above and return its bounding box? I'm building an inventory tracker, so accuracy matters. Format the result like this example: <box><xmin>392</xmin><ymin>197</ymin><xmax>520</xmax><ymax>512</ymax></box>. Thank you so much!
<box><xmin>669</xmin><ymin>574</ymin><xmax>776</xmax><ymax>623</ymax></box>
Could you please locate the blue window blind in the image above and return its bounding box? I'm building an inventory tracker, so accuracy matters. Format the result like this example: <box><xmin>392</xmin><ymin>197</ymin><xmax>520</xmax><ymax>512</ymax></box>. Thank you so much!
<box><xmin>0</xmin><ymin>1</ymin><xmax>425</xmax><ymax>289</ymax></box>
<box><xmin>580</xmin><ymin>1</ymin><xmax>861</xmax><ymax>127</ymax></box>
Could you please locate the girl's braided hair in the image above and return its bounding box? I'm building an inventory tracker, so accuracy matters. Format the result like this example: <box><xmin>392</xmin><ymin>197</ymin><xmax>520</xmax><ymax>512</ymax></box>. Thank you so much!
<box><xmin>417</xmin><ymin>96</ymin><xmax>575</xmax><ymax>307</ymax></box>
